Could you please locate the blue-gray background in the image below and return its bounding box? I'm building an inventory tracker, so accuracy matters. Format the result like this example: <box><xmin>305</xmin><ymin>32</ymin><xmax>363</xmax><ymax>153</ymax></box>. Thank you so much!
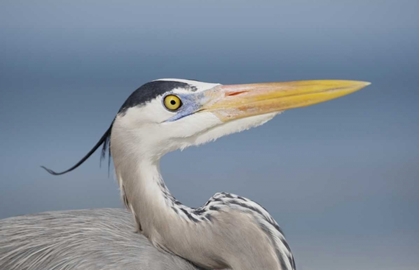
<box><xmin>0</xmin><ymin>1</ymin><xmax>418</xmax><ymax>269</ymax></box>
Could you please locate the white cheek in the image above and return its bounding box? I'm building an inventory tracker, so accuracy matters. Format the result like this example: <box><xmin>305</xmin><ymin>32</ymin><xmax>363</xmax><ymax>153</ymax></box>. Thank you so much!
<box><xmin>161</xmin><ymin>112</ymin><xmax>222</xmax><ymax>139</ymax></box>
<box><xmin>122</xmin><ymin>98</ymin><xmax>175</xmax><ymax>125</ymax></box>
<box><xmin>115</xmin><ymin>99</ymin><xmax>278</xmax><ymax>158</ymax></box>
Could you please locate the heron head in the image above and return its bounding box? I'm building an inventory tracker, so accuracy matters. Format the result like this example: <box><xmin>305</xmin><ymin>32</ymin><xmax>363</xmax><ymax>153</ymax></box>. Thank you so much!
<box><xmin>111</xmin><ymin>78</ymin><xmax>369</xmax><ymax>160</ymax></box>
<box><xmin>42</xmin><ymin>78</ymin><xmax>369</xmax><ymax>175</ymax></box>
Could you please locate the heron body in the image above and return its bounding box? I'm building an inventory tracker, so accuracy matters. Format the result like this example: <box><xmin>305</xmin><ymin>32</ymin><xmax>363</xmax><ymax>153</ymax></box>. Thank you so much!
<box><xmin>0</xmin><ymin>78</ymin><xmax>369</xmax><ymax>269</ymax></box>
<box><xmin>0</xmin><ymin>209</ymin><xmax>201</xmax><ymax>270</ymax></box>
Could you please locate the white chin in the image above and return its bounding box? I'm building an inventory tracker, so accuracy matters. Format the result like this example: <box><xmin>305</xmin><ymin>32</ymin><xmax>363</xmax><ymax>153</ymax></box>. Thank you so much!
<box><xmin>191</xmin><ymin>112</ymin><xmax>279</xmax><ymax>147</ymax></box>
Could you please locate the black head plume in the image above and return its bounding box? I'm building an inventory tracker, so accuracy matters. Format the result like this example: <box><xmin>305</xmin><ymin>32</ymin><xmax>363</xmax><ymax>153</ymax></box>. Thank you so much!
<box><xmin>41</xmin><ymin>121</ymin><xmax>114</xmax><ymax>176</ymax></box>
<box><xmin>41</xmin><ymin>80</ymin><xmax>195</xmax><ymax>176</ymax></box>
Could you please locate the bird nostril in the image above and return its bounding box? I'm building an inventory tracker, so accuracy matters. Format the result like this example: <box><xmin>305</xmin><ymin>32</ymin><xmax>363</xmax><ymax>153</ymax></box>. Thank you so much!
<box><xmin>226</xmin><ymin>91</ymin><xmax>247</xmax><ymax>97</ymax></box>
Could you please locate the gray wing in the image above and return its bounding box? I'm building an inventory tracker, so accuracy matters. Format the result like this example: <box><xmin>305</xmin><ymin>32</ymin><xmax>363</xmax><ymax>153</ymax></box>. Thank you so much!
<box><xmin>0</xmin><ymin>208</ymin><xmax>200</xmax><ymax>270</ymax></box>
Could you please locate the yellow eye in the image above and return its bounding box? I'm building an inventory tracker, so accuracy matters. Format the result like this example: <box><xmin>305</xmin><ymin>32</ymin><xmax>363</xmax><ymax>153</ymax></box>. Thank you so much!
<box><xmin>163</xmin><ymin>95</ymin><xmax>182</xmax><ymax>111</ymax></box>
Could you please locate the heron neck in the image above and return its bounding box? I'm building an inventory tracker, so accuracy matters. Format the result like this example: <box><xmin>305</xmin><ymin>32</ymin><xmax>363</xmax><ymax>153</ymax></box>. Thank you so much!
<box><xmin>115</xmin><ymin>157</ymin><xmax>290</xmax><ymax>270</ymax></box>
<box><xmin>116</xmin><ymin>157</ymin><xmax>185</xmax><ymax>240</ymax></box>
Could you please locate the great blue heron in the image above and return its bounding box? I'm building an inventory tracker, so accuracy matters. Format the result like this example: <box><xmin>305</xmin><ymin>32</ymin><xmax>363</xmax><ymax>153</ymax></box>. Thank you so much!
<box><xmin>0</xmin><ymin>79</ymin><xmax>369</xmax><ymax>269</ymax></box>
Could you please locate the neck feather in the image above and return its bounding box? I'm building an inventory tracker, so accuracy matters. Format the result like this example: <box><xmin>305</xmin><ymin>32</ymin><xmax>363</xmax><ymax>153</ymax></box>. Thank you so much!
<box><xmin>110</xmin><ymin>126</ymin><xmax>295</xmax><ymax>270</ymax></box>
<box><xmin>115</xmin><ymin>156</ymin><xmax>178</xmax><ymax>234</ymax></box>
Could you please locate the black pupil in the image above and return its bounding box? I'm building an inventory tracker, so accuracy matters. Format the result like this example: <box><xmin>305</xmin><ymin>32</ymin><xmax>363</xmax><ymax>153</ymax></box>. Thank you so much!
<box><xmin>170</xmin><ymin>100</ymin><xmax>176</xmax><ymax>105</ymax></box>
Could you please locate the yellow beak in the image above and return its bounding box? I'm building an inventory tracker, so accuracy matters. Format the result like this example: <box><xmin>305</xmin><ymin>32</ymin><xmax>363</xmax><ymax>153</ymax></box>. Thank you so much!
<box><xmin>202</xmin><ymin>80</ymin><xmax>370</xmax><ymax>122</ymax></box>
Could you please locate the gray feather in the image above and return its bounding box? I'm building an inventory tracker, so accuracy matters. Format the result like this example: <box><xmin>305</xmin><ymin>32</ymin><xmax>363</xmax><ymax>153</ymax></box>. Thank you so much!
<box><xmin>0</xmin><ymin>208</ymin><xmax>201</xmax><ymax>270</ymax></box>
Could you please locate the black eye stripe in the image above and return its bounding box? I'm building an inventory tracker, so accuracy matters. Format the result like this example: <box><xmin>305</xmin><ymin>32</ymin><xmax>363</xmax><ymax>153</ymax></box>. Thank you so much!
<box><xmin>118</xmin><ymin>81</ymin><xmax>190</xmax><ymax>114</ymax></box>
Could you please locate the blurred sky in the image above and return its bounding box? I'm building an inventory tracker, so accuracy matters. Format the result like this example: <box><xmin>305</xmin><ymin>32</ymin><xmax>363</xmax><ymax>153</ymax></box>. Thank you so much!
<box><xmin>0</xmin><ymin>1</ymin><xmax>418</xmax><ymax>269</ymax></box>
